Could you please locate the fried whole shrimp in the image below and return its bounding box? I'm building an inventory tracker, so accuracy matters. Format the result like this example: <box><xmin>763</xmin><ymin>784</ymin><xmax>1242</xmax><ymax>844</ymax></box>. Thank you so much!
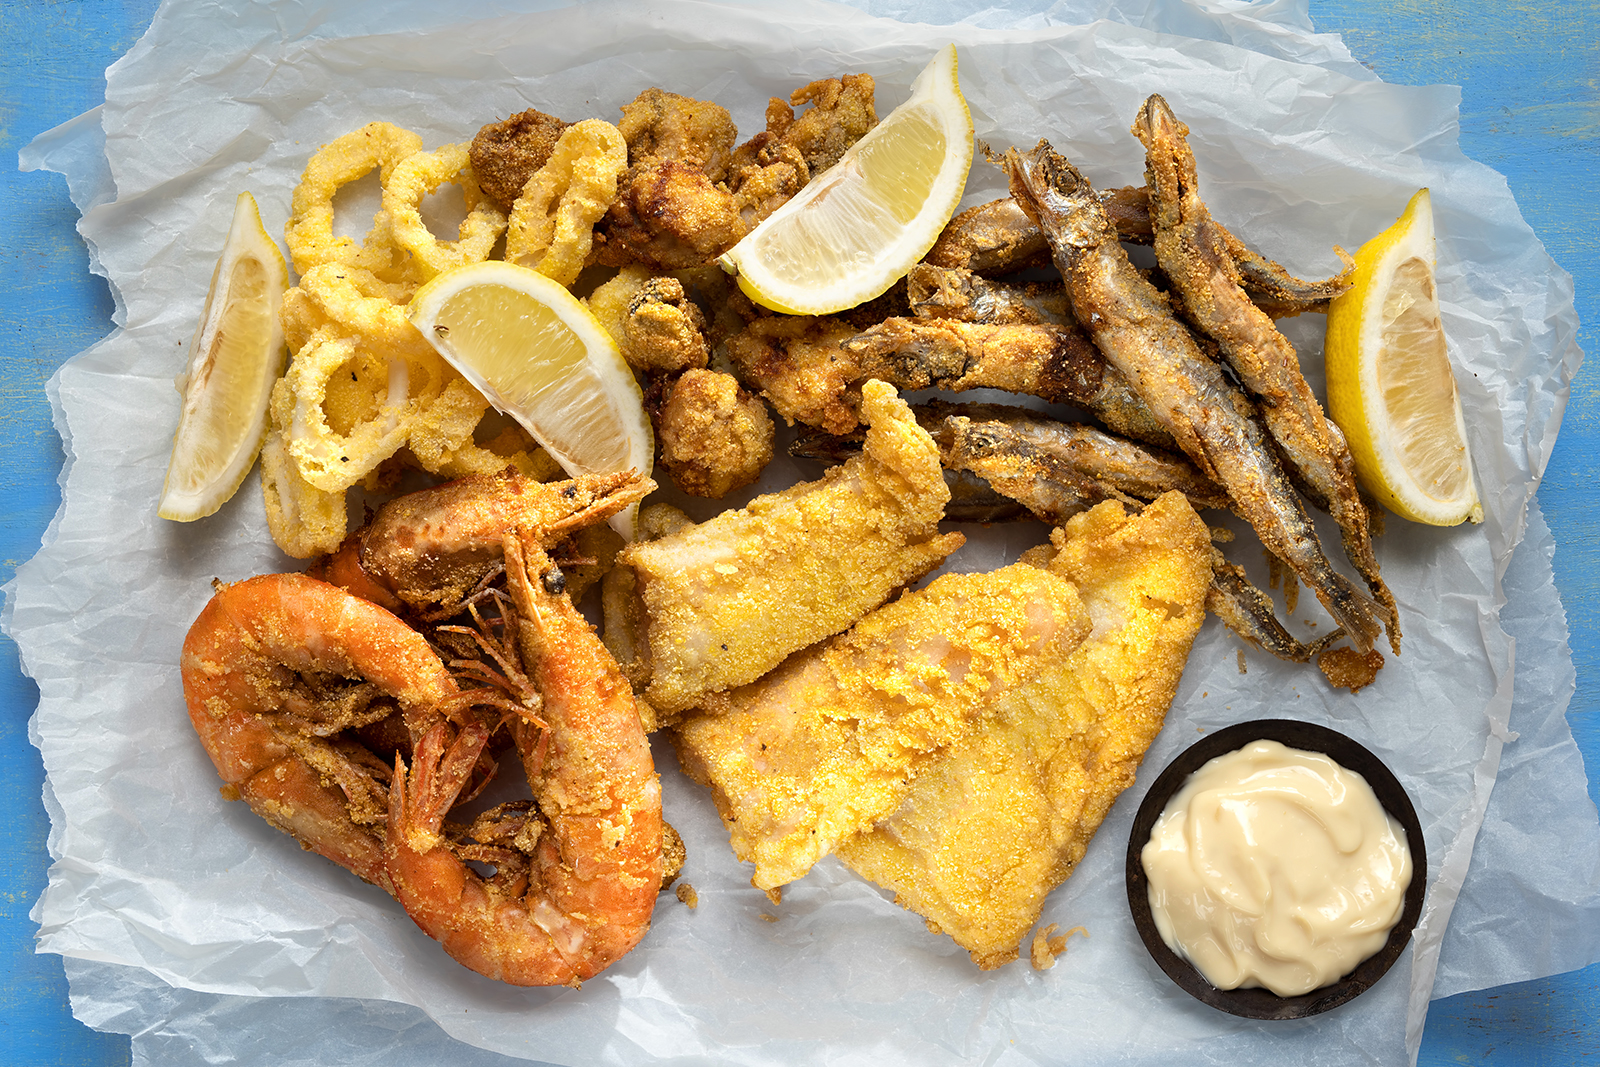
<box><xmin>309</xmin><ymin>468</ymin><xmax>653</xmax><ymax>615</ymax></box>
<box><xmin>385</xmin><ymin>533</ymin><xmax>662</xmax><ymax>986</ymax></box>
<box><xmin>180</xmin><ymin>572</ymin><xmax>458</xmax><ymax>888</ymax></box>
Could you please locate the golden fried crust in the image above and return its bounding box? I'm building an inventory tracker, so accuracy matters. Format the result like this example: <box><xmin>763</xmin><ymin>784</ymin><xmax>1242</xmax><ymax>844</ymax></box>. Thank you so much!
<box><xmin>617</xmin><ymin>87</ymin><xmax>738</xmax><ymax>181</ymax></box>
<box><xmin>836</xmin><ymin>492</ymin><xmax>1212</xmax><ymax>968</ymax></box>
<box><xmin>780</xmin><ymin>73</ymin><xmax>877</xmax><ymax>177</ymax></box>
<box><xmin>673</xmin><ymin>563</ymin><xmax>1091</xmax><ymax>892</ymax></box>
<box><xmin>623</xmin><ymin>276</ymin><xmax>710</xmax><ymax>374</ymax></box>
<box><xmin>724</xmin><ymin>315</ymin><xmax>863</xmax><ymax>435</ymax></box>
<box><xmin>594</xmin><ymin>159</ymin><xmax>749</xmax><ymax>271</ymax></box>
<box><xmin>659</xmin><ymin>369</ymin><xmax>774</xmax><ymax>499</ymax></box>
<box><xmin>469</xmin><ymin>108</ymin><xmax>571</xmax><ymax>213</ymax></box>
<box><xmin>619</xmin><ymin>382</ymin><xmax>963</xmax><ymax>716</ymax></box>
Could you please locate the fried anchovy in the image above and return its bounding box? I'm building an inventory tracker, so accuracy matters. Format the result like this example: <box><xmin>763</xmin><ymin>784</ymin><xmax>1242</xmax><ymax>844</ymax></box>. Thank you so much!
<box><xmin>1207</xmin><ymin>551</ymin><xmax>1344</xmax><ymax>663</ymax></box>
<box><xmin>932</xmin><ymin>407</ymin><xmax>1342</xmax><ymax>662</ymax></box>
<box><xmin>926</xmin><ymin>192</ymin><xmax>1349</xmax><ymax>316</ymax></box>
<box><xmin>787</xmin><ymin>425</ymin><xmax>1026</xmax><ymax>522</ymax></box>
<box><xmin>1134</xmin><ymin>94</ymin><xmax>1397</xmax><ymax>654</ymax></box>
<box><xmin>842</xmin><ymin>316</ymin><xmax>1175</xmax><ymax>448</ymax></box>
<box><xmin>797</xmin><ymin>403</ymin><xmax>1324</xmax><ymax>661</ymax></box>
<box><xmin>906</xmin><ymin>263</ymin><xmax>1073</xmax><ymax>327</ymax></box>
<box><xmin>924</xmin><ymin>401</ymin><xmax>1232</xmax><ymax>514</ymax></box>
<box><xmin>1004</xmin><ymin>139</ymin><xmax>1383</xmax><ymax>654</ymax></box>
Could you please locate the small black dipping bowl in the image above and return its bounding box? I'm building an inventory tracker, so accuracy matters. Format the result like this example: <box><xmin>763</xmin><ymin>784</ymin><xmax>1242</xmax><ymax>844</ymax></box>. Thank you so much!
<box><xmin>1125</xmin><ymin>719</ymin><xmax>1426</xmax><ymax>1020</ymax></box>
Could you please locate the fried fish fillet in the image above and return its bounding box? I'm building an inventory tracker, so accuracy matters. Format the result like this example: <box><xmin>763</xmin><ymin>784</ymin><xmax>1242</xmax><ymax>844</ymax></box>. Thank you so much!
<box><xmin>835</xmin><ymin>491</ymin><xmax>1211</xmax><ymax>968</ymax></box>
<box><xmin>617</xmin><ymin>380</ymin><xmax>963</xmax><ymax>718</ymax></box>
<box><xmin>673</xmin><ymin>561</ymin><xmax>1092</xmax><ymax>892</ymax></box>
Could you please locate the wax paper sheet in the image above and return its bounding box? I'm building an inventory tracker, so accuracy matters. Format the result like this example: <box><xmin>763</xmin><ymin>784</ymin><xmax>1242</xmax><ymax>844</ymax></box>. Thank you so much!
<box><xmin>10</xmin><ymin>0</ymin><xmax>1597</xmax><ymax>1064</ymax></box>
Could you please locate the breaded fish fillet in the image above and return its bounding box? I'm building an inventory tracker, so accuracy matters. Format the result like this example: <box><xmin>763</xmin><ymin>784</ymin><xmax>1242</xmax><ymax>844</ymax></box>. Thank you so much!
<box><xmin>618</xmin><ymin>380</ymin><xmax>963</xmax><ymax>718</ymax></box>
<box><xmin>673</xmin><ymin>562</ymin><xmax>1091</xmax><ymax>891</ymax></box>
<box><xmin>835</xmin><ymin>492</ymin><xmax>1211</xmax><ymax>968</ymax></box>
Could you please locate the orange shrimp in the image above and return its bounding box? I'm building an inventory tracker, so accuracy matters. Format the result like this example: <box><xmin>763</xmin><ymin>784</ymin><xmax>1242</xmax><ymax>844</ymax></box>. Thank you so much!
<box><xmin>385</xmin><ymin>530</ymin><xmax>662</xmax><ymax>986</ymax></box>
<box><xmin>180</xmin><ymin>572</ymin><xmax>458</xmax><ymax>889</ymax></box>
<box><xmin>308</xmin><ymin>467</ymin><xmax>653</xmax><ymax>616</ymax></box>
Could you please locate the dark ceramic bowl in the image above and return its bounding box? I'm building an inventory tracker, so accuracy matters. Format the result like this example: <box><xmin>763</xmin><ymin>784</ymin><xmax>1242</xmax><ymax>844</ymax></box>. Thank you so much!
<box><xmin>1125</xmin><ymin>719</ymin><xmax>1426</xmax><ymax>1020</ymax></box>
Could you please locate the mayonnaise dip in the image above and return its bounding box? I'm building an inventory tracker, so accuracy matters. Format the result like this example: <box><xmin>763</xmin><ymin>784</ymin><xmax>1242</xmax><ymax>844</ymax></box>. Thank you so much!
<box><xmin>1140</xmin><ymin>739</ymin><xmax>1412</xmax><ymax>997</ymax></box>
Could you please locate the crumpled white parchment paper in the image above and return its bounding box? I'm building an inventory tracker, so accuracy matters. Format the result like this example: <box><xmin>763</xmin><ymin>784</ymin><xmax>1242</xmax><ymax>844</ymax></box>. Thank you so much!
<box><xmin>10</xmin><ymin>1</ymin><xmax>1598</xmax><ymax>1065</ymax></box>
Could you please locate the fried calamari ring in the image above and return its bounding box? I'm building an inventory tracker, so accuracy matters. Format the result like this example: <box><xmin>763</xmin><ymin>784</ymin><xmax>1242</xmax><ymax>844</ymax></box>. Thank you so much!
<box><xmin>287</xmin><ymin>264</ymin><xmax>435</xmax><ymax>359</ymax></box>
<box><xmin>261</xmin><ymin>400</ymin><xmax>348</xmax><ymax>559</ymax></box>
<box><xmin>382</xmin><ymin>143</ymin><xmax>507</xmax><ymax>280</ymax></box>
<box><xmin>282</xmin><ymin>329</ymin><xmax>437</xmax><ymax>493</ymax></box>
<box><xmin>285</xmin><ymin>122</ymin><xmax>424</xmax><ymax>277</ymax></box>
<box><xmin>403</xmin><ymin>379</ymin><xmax>553</xmax><ymax>480</ymax></box>
<box><xmin>505</xmin><ymin>119</ymin><xmax>628</xmax><ymax>286</ymax></box>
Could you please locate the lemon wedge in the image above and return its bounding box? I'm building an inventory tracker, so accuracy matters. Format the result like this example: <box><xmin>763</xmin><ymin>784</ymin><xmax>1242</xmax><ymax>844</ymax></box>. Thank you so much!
<box><xmin>406</xmin><ymin>260</ymin><xmax>653</xmax><ymax>537</ymax></box>
<box><xmin>1325</xmin><ymin>188</ymin><xmax>1481</xmax><ymax>526</ymax></box>
<box><xmin>719</xmin><ymin>43</ymin><xmax>973</xmax><ymax>315</ymax></box>
<box><xmin>159</xmin><ymin>191</ymin><xmax>289</xmax><ymax>521</ymax></box>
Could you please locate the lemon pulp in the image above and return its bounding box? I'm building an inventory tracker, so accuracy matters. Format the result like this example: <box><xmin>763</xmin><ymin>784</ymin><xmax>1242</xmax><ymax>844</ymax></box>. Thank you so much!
<box><xmin>407</xmin><ymin>261</ymin><xmax>652</xmax><ymax>536</ymax></box>
<box><xmin>159</xmin><ymin>191</ymin><xmax>288</xmax><ymax>521</ymax></box>
<box><xmin>1325</xmin><ymin>188</ymin><xmax>1480</xmax><ymax>526</ymax></box>
<box><xmin>720</xmin><ymin>44</ymin><xmax>972</xmax><ymax>316</ymax></box>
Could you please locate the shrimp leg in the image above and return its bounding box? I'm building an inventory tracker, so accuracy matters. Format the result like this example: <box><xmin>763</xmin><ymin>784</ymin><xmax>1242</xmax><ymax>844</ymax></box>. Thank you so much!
<box><xmin>1133</xmin><ymin>95</ymin><xmax>1398</xmax><ymax>653</ymax></box>
<box><xmin>1003</xmin><ymin>140</ymin><xmax>1384</xmax><ymax>654</ymax></box>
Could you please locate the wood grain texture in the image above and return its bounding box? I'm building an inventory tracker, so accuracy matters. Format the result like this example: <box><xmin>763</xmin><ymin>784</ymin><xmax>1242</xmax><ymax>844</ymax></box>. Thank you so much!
<box><xmin>1313</xmin><ymin>2</ymin><xmax>1600</xmax><ymax>1063</ymax></box>
<box><xmin>0</xmin><ymin>0</ymin><xmax>1593</xmax><ymax>1063</ymax></box>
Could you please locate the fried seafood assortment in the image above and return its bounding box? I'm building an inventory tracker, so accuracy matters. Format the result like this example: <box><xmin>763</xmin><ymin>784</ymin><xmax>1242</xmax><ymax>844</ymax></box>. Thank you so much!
<box><xmin>179</xmin><ymin>67</ymin><xmax>1409</xmax><ymax>988</ymax></box>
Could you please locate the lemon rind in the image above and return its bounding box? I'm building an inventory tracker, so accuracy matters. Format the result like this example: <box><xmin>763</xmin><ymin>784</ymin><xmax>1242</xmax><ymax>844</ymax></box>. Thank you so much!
<box><xmin>159</xmin><ymin>191</ymin><xmax>288</xmax><ymax>522</ymax></box>
<box><xmin>720</xmin><ymin>44</ymin><xmax>974</xmax><ymax>317</ymax></box>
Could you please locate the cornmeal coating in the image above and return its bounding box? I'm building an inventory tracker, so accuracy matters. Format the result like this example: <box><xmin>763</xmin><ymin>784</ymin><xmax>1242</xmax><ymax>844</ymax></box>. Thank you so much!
<box><xmin>469</xmin><ymin>107</ymin><xmax>571</xmax><ymax>212</ymax></box>
<box><xmin>658</xmin><ymin>369</ymin><xmax>774</xmax><ymax>499</ymax></box>
<box><xmin>618</xmin><ymin>381</ymin><xmax>962</xmax><ymax>718</ymax></box>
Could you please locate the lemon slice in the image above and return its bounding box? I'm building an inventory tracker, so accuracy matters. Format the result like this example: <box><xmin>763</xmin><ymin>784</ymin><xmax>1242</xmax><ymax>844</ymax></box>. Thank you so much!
<box><xmin>1325</xmin><ymin>188</ymin><xmax>1481</xmax><ymax>526</ymax></box>
<box><xmin>406</xmin><ymin>260</ymin><xmax>653</xmax><ymax>537</ymax></box>
<box><xmin>719</xmin><ymin>43</ymin><xmax>973</xmax><ymax>315</ymax></box>
<box><xmin>159</xmin><ymin>191</ymin><xmax>289</xmax><ymax>521</ymax></box>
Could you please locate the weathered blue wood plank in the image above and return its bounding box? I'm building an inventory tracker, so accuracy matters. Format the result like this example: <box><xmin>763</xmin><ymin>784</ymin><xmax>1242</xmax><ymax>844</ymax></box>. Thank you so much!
<box><xmin>1313</xmin><ymin>1</ymin><xmax>1600</xmax><ymax>1063</ymax></box>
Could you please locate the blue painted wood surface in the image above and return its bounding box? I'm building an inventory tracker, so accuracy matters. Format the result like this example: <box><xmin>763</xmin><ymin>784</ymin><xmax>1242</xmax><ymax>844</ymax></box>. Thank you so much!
<box><xmin>0</xmin><ymin>1</ymin><xmax>1593</xmax><ymax>1063</ymax></box>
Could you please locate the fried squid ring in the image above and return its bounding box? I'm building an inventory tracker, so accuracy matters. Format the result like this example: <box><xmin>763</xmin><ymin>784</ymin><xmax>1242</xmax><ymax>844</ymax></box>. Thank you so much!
<box><xmin>404</xmin><ymin>380</ymin><xmax>553</xmax><ymax>480</ymax></box>
<box><xmin>260</xmin><ymin>406</ymin><xmax>349</xmax><ymax>559</ymax></box>
<box><xmin>505</xmin><ymin>119</ymin><xmax>628</xmax><ymax>286</ymax></box>
<box><xmin>281</xmin><ymin>330</ymin><xmax>407</xmax><ymax>493</ymax></box>
<box><xmin>383</xmin><ymin>143</ymin><xmax>507</xmax><ymax>280</ymax></box>
<box><xmin>288</xmin><ymin>264</ymin><xmax>435</xmax><ymax>359</ymax></box>
<box><xmin>285</xmin><ymin>122</ymin><xmax>424</xmax><ymax>276</ymax></box>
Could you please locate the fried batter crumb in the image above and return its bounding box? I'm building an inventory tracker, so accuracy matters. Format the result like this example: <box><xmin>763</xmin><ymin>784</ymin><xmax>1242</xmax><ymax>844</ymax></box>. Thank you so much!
<box><xmin>624</xmin><ymin>276</ymin><xmax>710</xmax><ymax>374</ymax></box>
<box><xmin>469</xmin><ymin>108</ymin><xmax>571</xmax><ymax>212</ymax></box>
<box><xmin>659</xmin><ymin>821</ymin><xmax>687</xmax><ymax>889</ymax></box>
<box><xmin>1237</xmin><ymin>648</ymin><xmax>1247</xmax><ymax>674</ymax></box>
<box><xmin>659</xmin><ymin>369</ymin><xmax>775</xmax><ymax>498</ymax></box>
<box><xmin>1030</xmin><ymin>923</ymin><xmax>1087</xmax><ymax>971</ymax></box>
<box><xmin>675</xmin><ymin>883</ymin><xmax>699</xmax><ymax>909</ymax></box>
<box><xmin>1317</xmin><ymin>646</ymin><xmax>1385</xmax><ymax>692</ymax></box>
